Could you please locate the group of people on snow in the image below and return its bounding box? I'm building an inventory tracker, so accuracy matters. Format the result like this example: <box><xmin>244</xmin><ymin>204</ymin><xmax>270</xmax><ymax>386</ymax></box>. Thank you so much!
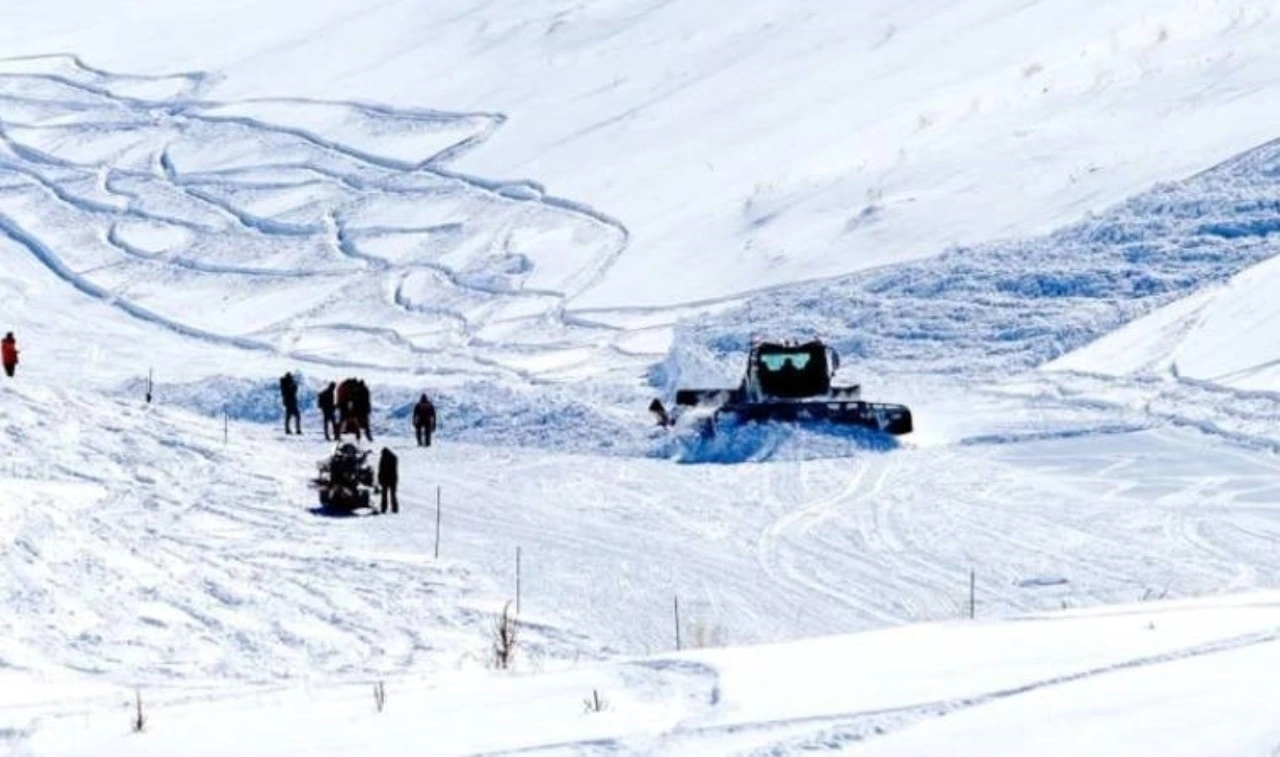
<box><xmin>278</xmin><ymin>372</ymin><xmax>437</xmax><ymax>446</ymax></box>
<box><xmin>280</xmin><ymin>374</ymin><xmax>396</xmax><ymax>442</ymax></box>
<box><xmin>276</xmin><ymin>371</ymin><xmax>434</xmax><ymax>514</ymax></box>
<box><xmin>2</xmin><ymin>327</ymin><xmax>416</xmax><ymax>516</ymax></box>
<box><xmin>318</xmin><ymin>377</ymin><xmax>373</xmax><ymax>441</ymax></box>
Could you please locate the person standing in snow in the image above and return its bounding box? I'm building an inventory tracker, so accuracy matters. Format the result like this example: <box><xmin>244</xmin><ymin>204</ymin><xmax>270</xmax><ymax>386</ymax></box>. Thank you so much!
<box><xmin>336</xmin><ymin>378</ymin><xmax>355</xmax><ymax>438</ymax></box>
<box><xmin>279</xmin><ymin>372</ymin><xmax>301</xmax><ymax>435</ymax></box>
<box><xmin>317</xmin><ymin>381</ymin><xmax>338</xmax><ymax>441</ymax></box>
<box><xmin>377</xmin><ymin>447</ymin><xmax>399</xmax><ymax>514</ymax></box>
<box><xmin>412</xmin><ymin>393</ymin><xmax>436</xmax><ymax>447</ymax></box>
<box><xmin>1</xmin><ymin>332</ymin><xmax>17</xmax><ymax>378</ymax></box>
<box><xmin>648</xmin><ymin>398</ymin><xmax>672</xmax><ymax>427</ymax></box>
<box><xmin>354</xmin><ymin>379</ymin><xmax>373</xmax><ymax>441</ymax></box>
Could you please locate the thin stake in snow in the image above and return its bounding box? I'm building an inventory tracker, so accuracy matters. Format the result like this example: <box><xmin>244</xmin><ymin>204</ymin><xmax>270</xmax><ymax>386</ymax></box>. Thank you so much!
<box><xmin>223</xmin><ymin>409</ymin><xmax>228</xmax><ymax>446</ymax></box>
<box><xmin>969</xmin><ymin>568</ymin><xmax>976</xmax><ymax>620</ymax></box>
<box><xmin>516</xmin><ymin>546</ymin><xmax>522</xmax><ymax>615</ymax></box>
<box><xmin>434</xmin><ymin>486</ymin><xmax>441</xmax><ymax>559</ymax></box>
<box><xmin>145</xmin><ymin>367</ymin><xmax>153</xmax><ymax>404</ymax></box>
<box><xmin>674</xmin><ymin>594</ymin><xmax>682</xmax><ymax>651</ymax></box>
<box><xmin>132</xmin><ymin>689</ymin><xmax>145</xmax><ymax>733</ymax></box>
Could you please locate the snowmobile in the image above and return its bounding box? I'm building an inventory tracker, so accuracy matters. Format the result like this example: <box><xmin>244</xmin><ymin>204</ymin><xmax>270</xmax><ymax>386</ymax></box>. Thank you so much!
<box><xmin>655</xmin><ymin>339</ymin><xmax>913</xmax><ymax>435</ymax></box>
<box><xmin>312</xmin><ymin>443</ymin><xmax>376</xmax><ymax>511</ymax></box>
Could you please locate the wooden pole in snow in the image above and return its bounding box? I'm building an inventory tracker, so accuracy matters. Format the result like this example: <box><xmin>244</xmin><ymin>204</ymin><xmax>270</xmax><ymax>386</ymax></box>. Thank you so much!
<box><xmin>969</xmin><ymin>569</ymin><xmax>976</xmax><ymax>620</ymax></box>
<box><xmin>433</xmin><ymin>485</ymin><xmax>441</xmax><ymax>560</ymax></box>
<box><xmin>674</xmin><ymin>594</ymin><xmax>682</xmax><ymax>651</ymax></box>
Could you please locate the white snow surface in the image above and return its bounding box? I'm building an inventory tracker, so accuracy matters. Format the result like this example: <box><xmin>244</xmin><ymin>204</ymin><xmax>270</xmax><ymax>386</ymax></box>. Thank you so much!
<box><xmin>5</xmin><ymin>0</ymin><xmax>1280</xmax><ymax>308</ymax></box>
<box><xmin>1051</xmin><ymin>244</ymin><xmax>1280</xmax><ymax>390</ymax></box>
<box><xmin>4</xmin><ymin>1</ymin><xmax>1280</xmax><ymax>754</ymax></box>
<box><xmin>17</xmin><ymin>592</ymin><xmax>1280</xmax><ymax>755</ymax></box>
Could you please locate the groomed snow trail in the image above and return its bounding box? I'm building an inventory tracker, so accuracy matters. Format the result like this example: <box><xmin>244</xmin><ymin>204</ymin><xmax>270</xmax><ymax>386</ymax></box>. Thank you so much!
<box><xmin>22</xmin><ymin>376</ymin><xmax>1280</xmax><ymax>692</ymax></box>
<box><xmin>368</xmin><ymin>405</ymin><xmax>1280</xmax><ymax>657</ymax></box>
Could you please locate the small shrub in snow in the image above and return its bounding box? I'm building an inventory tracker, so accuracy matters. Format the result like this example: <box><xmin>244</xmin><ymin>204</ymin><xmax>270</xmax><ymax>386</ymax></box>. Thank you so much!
<box><xmin>583</xmin><ymin>689</ymin><xmax>608</xmax><ymax>714</ymax></box>
<box><xmin>132</xmin><ymin>689</ymin><xmax>146</xmax><ymax>734</ymax></box>
<box><xmin>492</xmin><ymin>601</ymin><xmax>518</xmax><ymax>670</ymax></box>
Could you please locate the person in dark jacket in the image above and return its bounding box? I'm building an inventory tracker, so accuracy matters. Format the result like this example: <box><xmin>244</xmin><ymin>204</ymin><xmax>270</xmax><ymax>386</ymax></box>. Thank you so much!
<box><xmin>337</xmin><ymin>377</ymin><xmax>360</xmax><ymax>439</ymax></box>
<box><xmin>377</xmin><ymin>447</ymin><xmax>399</xmax><ymax>514</ymax></box>
<box><xmin>336</xmin><ymin>378</ymin><xmax>351</xmax><ymax>416</ymax></box>
<box><xmin>648</xmin><ymin>398</ymin><xmax>672</xmax><ymax>427</ymax></box>
<box><xmin>412</xmin><ymin>394</ymin><xmax>436</xmax><ymax>447</ymax></box>
<box><xmin>1</xmin><ymin>332</ymin><xmax>17</xmax><ymax>378</ymax></box>
<box><xmin>354</xmin><ymin>379</ymin><xmax>373</xmax><ymax>441</ymax></box>
<box><xmin>317</xmin><ymin>382</ymin><xmax>338</xmax><ymax>441</ymax></box>
<box><xmin>279</xmin><ymin>372</ymin><xmax>301</xmax><ymax>435</ymax></box>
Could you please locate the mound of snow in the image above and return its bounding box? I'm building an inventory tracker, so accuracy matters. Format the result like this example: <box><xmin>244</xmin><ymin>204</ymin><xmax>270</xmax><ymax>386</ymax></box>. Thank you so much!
<box><xmin>1051</xmin><ymin>240</ymin><xmax>1280</xmax><ymax>391</ymax></box>
<box><xmin>659</xmin><ymin>421</ymin><xmax>900</xmax><ymax>465</ymax></box>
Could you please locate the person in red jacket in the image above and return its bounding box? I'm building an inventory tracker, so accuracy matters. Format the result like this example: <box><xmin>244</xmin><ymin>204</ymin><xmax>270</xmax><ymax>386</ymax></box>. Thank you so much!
<box><xmin>1</xmin><ymin>332</ymin><xmax>17</xmax><ymax>378</ymax></box>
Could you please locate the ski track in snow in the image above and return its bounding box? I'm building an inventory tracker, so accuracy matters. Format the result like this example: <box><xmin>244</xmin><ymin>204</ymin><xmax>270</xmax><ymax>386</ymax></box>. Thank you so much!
<box><xmin>0</xmin><ymin>54</ymin><xmax>633</xmax><ymax>378</ymax></box>
<box><xmin>0</xmin><ymin>383</ymin><xmax>594</xmax><ymax>696</ymax></box>
<box><xmin>719</xmin><ymin>626</ymin><xmax>1280</xmax><ymax>756</ymax></box>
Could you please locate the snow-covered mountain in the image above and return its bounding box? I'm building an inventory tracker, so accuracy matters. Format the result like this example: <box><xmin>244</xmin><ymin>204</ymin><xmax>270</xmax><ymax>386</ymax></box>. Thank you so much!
<box><xmin>5</xmin><ymin>1</ymin><xmax>1280</xmax><ymax>754</ymax></box>
<box><xmin>7</xmin><ymin>0</ymin><xmax>1280</xmax><ymax>310</ymax></box>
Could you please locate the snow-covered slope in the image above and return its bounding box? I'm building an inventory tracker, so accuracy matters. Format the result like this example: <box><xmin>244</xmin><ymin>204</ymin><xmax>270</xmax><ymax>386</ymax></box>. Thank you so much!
<box><xmin>20</xmin><ymin>592</ymin><xmax>1280</xmax><ymax>755</ymax></box>
<box><xmin>10</xmin><ymin>368</ymin><xmax>1280</xmax><ymax>753</ymax></box>
<box><xmin>0</xmin><ymin>54</ymin><xmax>628</xmax><ymax>383</ymax></box>
<box><xmin>664</xmin><ymin>136</ymin><xmax>1280</xmax><ymax>401</ymax></box>
<box><xmin>0</xmin><ymin>381</ymin><xmax>510</xmax><ymax>688</ymax></box>
<box><xmin>7</xmin><ymin>1</ymin><xmax>1280</xmax><ymax>754</ymax></box>
<box><xmin>5</xmin><ymin>1</ymin><xmax>1280</xmax><ymax>308</ymax></box>
<box><xmin>1051</xmin><ymin>233</ymin><xmax>1280</xmax><ymax>391</ymax></box>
